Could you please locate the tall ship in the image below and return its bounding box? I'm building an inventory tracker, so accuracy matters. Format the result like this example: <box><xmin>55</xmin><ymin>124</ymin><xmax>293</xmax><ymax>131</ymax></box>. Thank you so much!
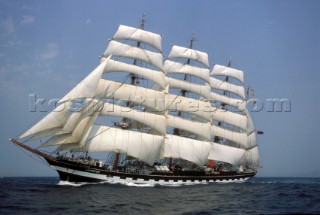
<box><xmin>9</xmin><ymin>18</ymin><xmax>262</xmax><ymax>185</ymax></box>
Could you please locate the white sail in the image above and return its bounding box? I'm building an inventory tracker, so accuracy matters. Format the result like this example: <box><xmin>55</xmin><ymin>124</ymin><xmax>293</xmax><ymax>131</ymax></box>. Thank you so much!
<box><xmin>211</xmin><ymin>92</ymin><xmax>246</xmax><ymax>111</ymax></box>
<box><xmin>60</xmin><ymin>112</ymin><xmax>82</xmax><ymax>133</ymax></box>
<box><xmin>103</xmin><ymin>40</ymin><xmax>163</xmax><ymax>70</ymax></box>
<box><xmin>210</xmin><ymin>62</ymin><xmax>261</xmax><ymax>169</ymax></box>
<box><xmin>244</xmin><ymin>145</ymin><xmax>261</xmax><ymax>168</ymax></box>
<box><xmin>100</xmin><ymin>102</ymin><xmax>166</xmax><ymax>134</ymax></box>
<box><xmin>19</xmin><ymin>102</ymin><xmax>72</xmax><ymax>139</ymax></box>
<box><xmin>211</xmin><ymin>125</ymin><xmax>248</xmax><ymax>148</ymax></box>
<box><xmin>210</xmin><ymin>77</ymin><xmax>245</xmax><ymax>99</ymax></box>
<box><xmin>17</xmin><ymin>22</ymin><xmax>263</xmax><ymax>176</ymax></box>
<box><xmin>208</xmin><ymin>142</ymin><xmax>245</xmax><ymax>166</ymax></box>
<box><xmin>113</xmin><ymin>25</ymin><xmax>162</xmax><ymax>52</ymax></box>
<box><xmin>27</xmin><ymin>127</ymin><xmax>62</xmax><ymax>142</ymax></box>
<box><xmin>211</xmin><ymin>64</ymin><xmax>244</xmax><ymax>83</ymax></box>
<box><xmin>41</xmin><ymin>112</ymin><xmax>98</xmax><ymax>147</ymax></box>
<box><xmin>85</xmin><ymin>125</ymin><xmax>164</xmax><ymax>165</ymax></box>
<box><xmin>247</xmin><ymin>131</ymin><xmax>257</xmax><ymax>147</ymax></box>
<box><xmin>20</xmin><ymin>58</ymin><xmax>108</xmax><ymax>140</ymax></box>
<box><xmin>165</xmin><ymin>94</ymin><xmax>212</xmax><ymax>121</ymax></box>
<box><xmin>41</xmin><ymin>133</ymin><xmax>77</xmax><ymax>146</ymax></box>
<box><xmin>166</xmin><ymin>77</ymin><xmax>211</xmax><ymax>99</ymax></box>
<box><xmin>164</xmin><ymin>60</ymin><xmax>210</xmax><ymax>83</ymax></box>
<box><xmin>168</xmin><ymin>45</ymin><xmax>209</xmax><ymax>67</ymax></box>
<box><xmin>246</xmin><ymin>111</ymin><xmax>255</xmax><ymax>132</ymax></box>
<box><xmin>20</xmin><ymin>96</ymin><xmax>104</xmax><ymax>141</ymax></box>
<box><xmin>55</xmin><ymin>143</ymin><xmax>81</xmax><ymax>152</ymax></box>
<box><xmin>96</xmin><ymin>79</ymin><xmax>166</xmax><ymax>111</ymax></box>
<box><xmin>60</xmin><ymin>60</ymin><xmax>107</xmax><ymax>103</ymax></box>
<box><xmin>162</xmin><ymin>134</ymin><xmax>211</xmax><ymax>167</ymax></box>
<box><xmin>212</xmin><ymin>109</ymin><xmax>247</xmax><ymax>131</ymax></box>
<box><xmin>167</xmin><ymin>115</ymin><xmax>211</xmax><ymax>140</ymax></box>
<box><xmin>246</xmin><ymin>111</ymin><xmax>257</xmax><ymax>147</ymax></box>
<box><xmin>102</xmin><ymin>58</ymin><xmax>166</xmax><ymax>89</ymax></box>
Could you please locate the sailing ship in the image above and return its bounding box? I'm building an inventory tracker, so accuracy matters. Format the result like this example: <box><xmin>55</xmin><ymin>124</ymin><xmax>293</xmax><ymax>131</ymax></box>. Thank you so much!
<box><xmin>9</xmin><ymin>18</ymin><xmax>262</xmax><ymax>185</ymax></box>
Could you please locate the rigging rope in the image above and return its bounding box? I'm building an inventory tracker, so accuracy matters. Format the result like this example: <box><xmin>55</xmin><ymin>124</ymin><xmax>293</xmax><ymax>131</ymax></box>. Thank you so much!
<box><xmin>13</xmin><ymin>143</ymin><xmax>50</xmax><ymax>167</ymax></box>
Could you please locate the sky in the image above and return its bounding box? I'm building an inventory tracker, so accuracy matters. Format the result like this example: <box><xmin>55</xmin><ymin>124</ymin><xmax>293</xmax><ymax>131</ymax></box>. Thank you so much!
<box><xmin>0</xmin><ymin>0</ymin><xmax>319</xmax><ymax>177</ymax></box>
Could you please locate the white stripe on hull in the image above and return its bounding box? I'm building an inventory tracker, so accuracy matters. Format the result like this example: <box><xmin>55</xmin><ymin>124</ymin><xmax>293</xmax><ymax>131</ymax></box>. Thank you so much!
<box><xmin>52</xmin><ymin>165</ymin><xmax>252</xmax><ymax>186</ymax></box>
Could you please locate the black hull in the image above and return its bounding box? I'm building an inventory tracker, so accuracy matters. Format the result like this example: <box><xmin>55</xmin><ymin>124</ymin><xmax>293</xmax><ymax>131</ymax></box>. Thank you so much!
<box><xmin>46</xmin><ymin>158</ymin><xmax>256</xmax><ymax>185</ymax></box>
<box><xmin>9</xmin><ymin>138</ymin><xmax>256</xmax><ymax>185</ymax></box>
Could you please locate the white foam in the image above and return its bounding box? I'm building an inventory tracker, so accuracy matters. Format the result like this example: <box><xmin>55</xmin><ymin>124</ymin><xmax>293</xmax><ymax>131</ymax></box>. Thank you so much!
<box><xmin>57</xmin><ymin>180</ymin><xmax>86</xmax><ymax>187</ymax></box>
<box><xmin>57</xmin><ymin>180</ymin><xmax>106</xmax><ymax>187</ymax></box>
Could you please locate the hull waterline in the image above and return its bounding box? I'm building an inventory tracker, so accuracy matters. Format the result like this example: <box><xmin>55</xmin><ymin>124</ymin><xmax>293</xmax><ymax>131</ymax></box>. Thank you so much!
<box><xmin>46</xmin><ymin>158</ymin><xmax>255</xmax><ymax>185</ymax></box>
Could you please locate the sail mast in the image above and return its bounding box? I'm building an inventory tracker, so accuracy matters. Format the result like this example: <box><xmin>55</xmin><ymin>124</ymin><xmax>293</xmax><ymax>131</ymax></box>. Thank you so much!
<box><xmin>170</xmin><ymin>35</ymin><xmax>196</xmax><ymax>168</ymax></box>
<box><xmin>213</xmin><ymin>60</ymin><xmax>231</xmax><ymax>143</ymax></box>
<box><xmin>173</xmin><ymin>34</ymin><xmax>196</xmax><ymax>135</ymax></box>
<box><xmin>114</xmin><ymin>15</ymin><xmax>147</xmax><ymax>170</ymax></box>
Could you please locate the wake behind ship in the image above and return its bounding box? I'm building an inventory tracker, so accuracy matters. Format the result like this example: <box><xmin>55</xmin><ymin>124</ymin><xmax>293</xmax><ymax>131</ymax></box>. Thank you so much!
<box><xmin>9</xmin><ymin>18</ymin><xmax>262</xmax><ymax>185</ymax></box>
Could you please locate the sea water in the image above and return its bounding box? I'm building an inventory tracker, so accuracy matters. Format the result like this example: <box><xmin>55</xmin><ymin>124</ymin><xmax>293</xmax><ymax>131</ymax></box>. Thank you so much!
<box><xmin>1</xmin><ymin>177</ymin><xmax>319</xmax><ymax>214</ymax></box>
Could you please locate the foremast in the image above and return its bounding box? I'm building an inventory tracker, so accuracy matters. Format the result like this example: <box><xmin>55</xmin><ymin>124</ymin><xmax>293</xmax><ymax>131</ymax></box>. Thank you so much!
<box><xmin>115</xmin><ymin>15</ymin><xmax>146</xmax><ymax>170</ymax></box>
<box><xmin>16</xmin><ymin>19</ymin><xmax>166</xmax><ymax>167</ymax></box>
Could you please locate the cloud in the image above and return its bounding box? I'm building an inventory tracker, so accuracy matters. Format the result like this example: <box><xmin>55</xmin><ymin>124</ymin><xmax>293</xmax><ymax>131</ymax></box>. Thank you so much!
<box><xmin>21</xmin><ymin>15</ymin><xmax>35</xmax><ymax>25</ymax></box>
<box><xmin>38</xmin><ymin>43</ymin><xmax>59</xmax><ymax>60</ymax></box>
<box><xmin>0</xmin><ymin>18</ymin><xmax>15</xmax><ymax>35</ymax></box>
<box><xmin>85</xmin><ymin>19</ymin><xmax>92</xmax><ymax>24</ymax></box>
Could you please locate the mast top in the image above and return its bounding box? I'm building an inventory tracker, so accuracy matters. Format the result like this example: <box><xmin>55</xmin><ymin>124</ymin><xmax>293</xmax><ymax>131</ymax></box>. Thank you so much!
<box><xmin>189</xmin><ymin>33</ymin><xmax>196</xmax><ymax>49</ymax></box>
<box><xmin>228</xmin><ymin>56</ymin><xmax>232</xmax><ymax>67</ymax></box>
<box><xmin>140</xmin><ymin>14</ymin><xmax>146</xmax><ymax>30</ymax></box>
